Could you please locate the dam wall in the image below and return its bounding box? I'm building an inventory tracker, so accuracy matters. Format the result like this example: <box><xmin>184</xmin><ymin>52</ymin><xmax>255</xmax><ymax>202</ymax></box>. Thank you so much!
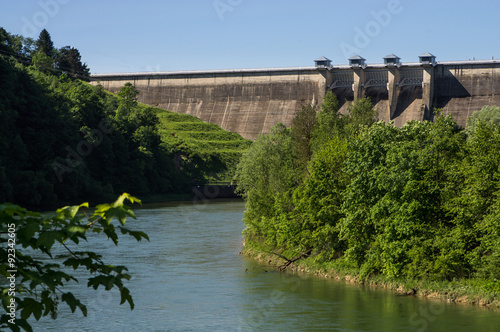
<box><xmin>92</xmin><ymin>68</ymin><xmax>326</xmax><ymax>140</ymax></box>
<box><xmin>91</xmin><ymin>57</ymin><xmax>500</xmax><ymax>140</ymax></box>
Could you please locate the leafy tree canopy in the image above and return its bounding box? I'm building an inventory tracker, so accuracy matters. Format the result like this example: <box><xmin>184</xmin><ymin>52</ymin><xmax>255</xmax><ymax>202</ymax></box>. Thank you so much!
<box><xmin>56</xmin><ymin>46</ymin><xmax>90</xmax><ymax>80</ymax></box>
<box><xmin>291</xmin><ymin>104</ymin><xmax>317</xmax><ymax>171</ymax></box>
<box><xmin>466</xmin><ymin>105</ymin><xmax>500</xmax><ymax>137</ymax></box>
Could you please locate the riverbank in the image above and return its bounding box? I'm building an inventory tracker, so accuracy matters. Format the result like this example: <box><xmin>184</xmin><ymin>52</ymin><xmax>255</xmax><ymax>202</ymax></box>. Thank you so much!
<box><xmin>242</xmin><ymin>246</ymin><xmax>500</xmax><ymax>310</ymax></box>
<box><xmin>140</xmin><ymin>185</ymin><xmax>240</xmax><ymax>205</ymax></box>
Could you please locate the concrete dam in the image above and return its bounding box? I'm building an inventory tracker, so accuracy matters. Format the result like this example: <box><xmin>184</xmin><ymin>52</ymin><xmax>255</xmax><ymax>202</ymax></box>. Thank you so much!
<box><xmin>91</xmin><ymin>54</ymin><xmax>500</xmax><ymax>140</ymax></box>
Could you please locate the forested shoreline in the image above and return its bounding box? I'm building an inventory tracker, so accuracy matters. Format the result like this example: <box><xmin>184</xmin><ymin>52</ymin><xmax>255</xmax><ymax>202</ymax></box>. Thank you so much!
<box><xmin>236</xmin><ymin>92</ymin><xmax>500</xmax><ymax>306</ymax></box>
<box><xmin>0</xmin><ymin>28</ymin><xmax>249</xmax><ymax>209</ymax></box>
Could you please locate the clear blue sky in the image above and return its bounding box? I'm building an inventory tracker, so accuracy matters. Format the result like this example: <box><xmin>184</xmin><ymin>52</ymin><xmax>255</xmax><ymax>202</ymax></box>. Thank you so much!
<box><xmin>1</xmin><ymin>0</ymin><xmax>499</xmax><ymax>73</ymax></box>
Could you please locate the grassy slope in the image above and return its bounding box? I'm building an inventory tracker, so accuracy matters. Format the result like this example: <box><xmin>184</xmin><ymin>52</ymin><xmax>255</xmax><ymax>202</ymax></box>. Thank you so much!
<box><xmin>156</xmin><ymin>110</ymin><xmax>251</xmax><ymax>154</ymax></box>
<box><xmin>147</xmin><ymin>105</ymin><xmax>252</xmax><ymax>183</ymax></box>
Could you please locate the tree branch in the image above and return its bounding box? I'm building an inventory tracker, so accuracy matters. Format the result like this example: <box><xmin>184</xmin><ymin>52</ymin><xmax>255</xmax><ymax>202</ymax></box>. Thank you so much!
<box><xmin>264</xmin><ymin>249</ymin><xmax>312</xmax><ymax>271</ymax></box>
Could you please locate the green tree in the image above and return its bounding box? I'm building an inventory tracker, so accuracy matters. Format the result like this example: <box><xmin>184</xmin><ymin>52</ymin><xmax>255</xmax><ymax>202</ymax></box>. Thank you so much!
<box><xmin>311</xmin><ymin>91</ymin><xmax>341</xmax><ymax>152</ymax></box>
<box><xmin>65</xmin><ymin>79</ymin><xmax>107</xmax><ymax>127</ymax></box>
<box><xmin>118</xmin><ymin>82</ymin><xmax>139</xmax><ymax>103</ymax></box>
<box><xmin>291</xmin><ymin>104</ymin><xmax>317</xmax><ymax>171</ymax></box>
<box><xmin>130</xmin><ymin>107</ymin><xmax>161</xmax><ymax>152</ymax></box>
<box><xmin>453</xmin><ymin>120</ymin><xmax>500</xmax><ymax>279</ymax></box>
<box><xmin>0</xmin><ymin>193</ymin><xmax>148</xmax><ymax>331</ymax></box>
<box><xmin>235</xmin><ymin>123</ymin><xmax>299</xmax><ymax>244</ymax></box>
<box><xmin>340</xmin><ymin>116</ymin><xmax>466</xmax><ymax>279</ymax></box>
<box><xmin>31</xmin><ymin>51</ymin><xmax>53</xmax><ymax>73</ymax></box>
<box><xmin>322</xmin><ymin>91</ymin><xmax>340</xmax><ymax>115</ymax></box>
<box><xmin>56</xmin><ymin>46</ymin><xmax>90</xmax><ymax>80</ymax></box>
<box><xmin>343</xmin><ymin>96</ymin><xmax>377</xmax><ymax>137</ymax></box>
<box><xmin>8</xmin><ymin>35</ymin><xmax>36</xmax><ymax>60</ymax></box>
<box><xmin>35</xmin><ymin>29</ymin><xmax>54</xmax><ymax>59</ymax></box>
<box><xmin>0</xmin><ymin>27</ymin><xmax>14</xmax><ymax>55</ymax></box>
<box><xmin>117</xmin><ymin>83</ymin><xmax>139</xmax><ymax>119</ymax></box>
<box><xmin>0</xmin><ymin>29</ymin><xmax>36</xmax><ymax>62</ymax></box>
<box><xmin>131</xmin><ymin>107</ymin><xmax>160</xmax><ymax>128</ymax></box>
<box><xmin>466</xmin><ymin>105</ymin><xmax>500</xmax><ymax>137</ymax></box>
<box><xmin>292</xmin><ymin>134</ymin><xmax>349</xmax><ymax>260</ymax></box>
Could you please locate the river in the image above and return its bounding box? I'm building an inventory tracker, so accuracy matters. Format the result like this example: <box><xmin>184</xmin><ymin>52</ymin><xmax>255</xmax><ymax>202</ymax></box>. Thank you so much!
<box><xmin>33</xmin><ymin>200</ymin><xmax>500</xmax><ymax>331</ymax></box>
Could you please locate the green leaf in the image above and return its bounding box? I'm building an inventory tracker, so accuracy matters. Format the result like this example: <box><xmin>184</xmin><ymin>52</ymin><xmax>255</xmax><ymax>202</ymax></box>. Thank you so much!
<box><xmin>66</xmin><ymin>225</ymin><xmax>87</xmax><ymax>235</ymax></box>
<box><xmin>14</xmin><ymin>318</ymin><xmax>33</xmax><ymax>332</ymax></box>
<box><xmin>119</xmin><ymin>287</ymin><xmax>135</xmax><ymax>310</ymax></box>
<box><xmin>107</xmin><ymin>207</ymin><xmax>135</xmax><ymax>225</ymax></box>
<box><xmin>113</xmin><ymin>193</ymin><xmax>142</xmax><ymax>207</ymax></box>
<box><xmin>17</xmin><ymin>219</ymin><xmax>41</xmax><ymax>241</ymax></box>
<box><xmin>104</xmin><ymin>227</ymin><xmax>119</xmax><ymax>245</ymax></box>
<box><xmin>55</xmin><ymin>202</ymin><xmax>89</xmax><ymax>220</ymax></box>
<box><xmin>36</xmin><ymin>231</ymin><xmax>63</xmax><ymax>250</ymax></box>
<box><xmin>19</xmin><ymin>298</ymin><xmax>43</xmax><ymax>320</ymax></box>
<box><xmin>87</xmin><ymin>275</ymin><xmax>120</xmax><ymax>291</ymax></box>
<box><xmin>63</xmin><ymin>256</ymin><xmax>93</xmax><ymax>271</ymax></box>
<box><xmin>94</xmin><ymin>193</ymin><xmax>141</xmax><ymax>226</ymax></box>
<box><xmin>61</xmin><ymin>292</ymin><xmax>87</xmax><ymax>316</ymax></box>
<box><xmin>120</xmin><ymin>227</ymin><xmax>150</xmax><ymax>241</ymax></box>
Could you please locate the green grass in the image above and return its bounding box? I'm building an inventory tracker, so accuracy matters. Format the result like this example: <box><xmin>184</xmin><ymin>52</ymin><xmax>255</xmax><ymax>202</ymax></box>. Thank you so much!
<box><xmin>141</xmin><ymin>105</ymin><xmax>251</xmax><ymax>182</ymax></box>
<box><xmin>152</xmin><ymin>107</ymin><xmax>251</xmax><ymax>154</ymax></box>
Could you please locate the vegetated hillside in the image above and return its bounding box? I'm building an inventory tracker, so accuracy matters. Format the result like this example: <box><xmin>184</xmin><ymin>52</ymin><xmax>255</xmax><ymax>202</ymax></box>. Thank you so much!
<box><xmin>0</xmin><ymin>27</ymin><xmax>250</xmax><ymax>209</ymax></box>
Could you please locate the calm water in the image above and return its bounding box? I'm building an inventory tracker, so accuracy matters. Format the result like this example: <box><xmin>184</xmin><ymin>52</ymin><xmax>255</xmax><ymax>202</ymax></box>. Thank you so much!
<box><xmin>32</xmin><ymin>200</ymin><xmax>500</xmax><ymax>331</ymax></box>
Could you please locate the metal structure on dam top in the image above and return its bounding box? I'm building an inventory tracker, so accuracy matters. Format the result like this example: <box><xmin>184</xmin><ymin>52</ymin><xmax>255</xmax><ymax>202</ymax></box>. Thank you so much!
<box><xmin>317</xmin><ymin>53</ymin><xmax>430</xmax><ymax>91</ymax></box>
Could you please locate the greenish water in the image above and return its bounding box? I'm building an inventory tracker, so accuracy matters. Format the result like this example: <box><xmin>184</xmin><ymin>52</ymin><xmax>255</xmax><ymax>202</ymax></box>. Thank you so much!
<box><xmin>33</xmin><ymin>200</ymin><xmax>500</xmax><ymax>331</ymax></box>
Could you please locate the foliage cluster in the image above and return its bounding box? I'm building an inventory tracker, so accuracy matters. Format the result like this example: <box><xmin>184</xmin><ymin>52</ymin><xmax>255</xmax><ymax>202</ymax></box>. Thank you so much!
<box><xmin>1</xmin><ymin>28</ymin><xmax>89</xmax><ymax>80</ymax></box>
<box><xmin>236</xmin><ymin>92</ymin><xmax>500</xmax><ymax>291</ymax></box>
<box><xmin>0</xmin><ymin>57</ymin><xmax>164</xmax><ymax>208</ymax></box>
<box><xmin>236</xmin><ymin>94</ymin><xmax>376</xmax><ymax>256</ymax></box>
<box><xmin>0</xmin><ymin>28</ymin><xmax>250</xmax><ymax>209</ymax></box>
<box><xmin>0</xmin><ymin>193</ymin><xmax>147</xmax><ymax>331</ymax></box>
